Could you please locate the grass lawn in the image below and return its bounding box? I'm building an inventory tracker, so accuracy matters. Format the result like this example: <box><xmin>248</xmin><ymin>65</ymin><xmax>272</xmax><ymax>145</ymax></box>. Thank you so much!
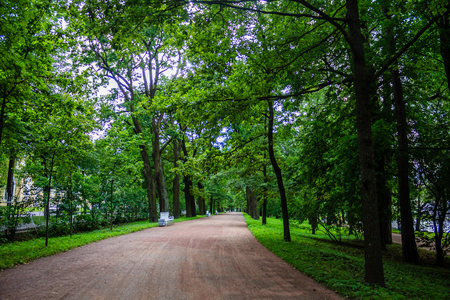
<box><xmin>244</xmin><ymin>214</ymin><xmax>450</xmax><ymax>300</ymax></box>
<box><xmin>0</xmin><ymin>215</ymin><xmax>204</xmax><ymax>271</ymax></box>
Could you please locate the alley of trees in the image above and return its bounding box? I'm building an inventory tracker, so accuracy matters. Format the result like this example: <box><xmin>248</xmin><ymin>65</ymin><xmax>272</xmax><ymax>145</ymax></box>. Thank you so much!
<box><xmin>1</xmin><ymin>0</ymin><xmax>449</xmax><ymax>286</ymax></box>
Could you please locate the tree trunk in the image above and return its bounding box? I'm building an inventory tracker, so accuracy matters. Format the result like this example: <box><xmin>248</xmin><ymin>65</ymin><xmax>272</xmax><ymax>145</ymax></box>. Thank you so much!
<box><xmin>415</xmin><ymin>194</ymin><xmax>421</xmax><ymax>232</ymax></box>
<box><xmin>184</xmin><ymin>176</ymin><xmax>192</xmax><ymax>217</ymax></box>
<box><xmin>262</xmin><ymin>162</ymin><xmax>267</xmax><ymax>225</ymax></box>
<box><xmin>198</xmin><ymin>182</ymin><xmax>206</xmax><ymax>215</ymax></box>
<box><xmin>69</xmin><ymin>175</ymin><xmax>73</xmax><ymax>237</ymax></box>
<box><xmin>180</xmin><ymin>137</ymin><xmax>195</xmax><ymax>216</ymax></box>
<box><xmin>346</xmin><ymin>0</ymin><xmax>384</xmax><ymax>285</ymax></box>
<box><xmin>246</xmin><ymin>186</ymin><xmax>252</xmax><ymax>216</ymax></box>
<box><xmin>45</xmin><ymin>152</ymin><xmax>56</xmax><ymax>247</ymax></box>
<box><xmin>246</xmin><ymin>185</ymin><xmax>259</xmax><ymax>220</ymax></box>
<box><xmin>156</xmin><ymin>156</ymin><xmax>169</xmax><ymax>212</ymax></box>
<box><xmin>189</xmin><ymin>178</ymin><xmax>196</xmax><ymax>217</ymax></box>
<box><xmin>109</xmin><ymin>179</ymin><xmax>114</xmax><ymax>231</ymax></box>
<box><xmin>438</xmin><ymin>11</ymin><xmax>450</xmax><ymax>91</ymax></box>
<box><xmin>173</xmin><ymin>139</ymin><xmax>181</xmax><ymax>219</ymax></box>
<box><xmin>0</xmin><ymin>94</ymin><xmax>9</xmax><ymax>147</ymax></box>
<box><xmin>376</xmin><ymin>154</ymin><xmax>393</xmax><ymax>249</ymax></box>
<box><xmin>391</xmin><ymin>64</ymin><xmax>419</xmax><ymax>264</ymax></box>
<box><xmin>131</xmin><ymin>113</ymin><xmax>157</xmax><ymax>222</ymax></box>
<box><xmin>309</xmin><ymin>217</ymin><xmax>317</xmax><ymax>235</ymax></box>
<box><xmin>5</xmin><ymin>157</ymin><xmax>15</xmax><ymax>239</ymax></box>
<box><xmin>210</xmin><ymin>195</ymin><xmax>214</xmax><ymax>214</ymax></box>
<box><xmin>251</xmin><ymin>194</ymin><xmax>258</xmax><ymax>220</ymax></box>
<box><xmin>138</xmin><ymin>144</ymin><xmax>157</xmax><ymax>222</ymax></box>
<box><xmin>267</xmin><ymin>100</ymin><xmax>290</xmax><ymax>242</ymax></box>
<box><xmin>434</xmin><ymin>194</ymin><xmax>447</xmax><ymax>266</ymax></box>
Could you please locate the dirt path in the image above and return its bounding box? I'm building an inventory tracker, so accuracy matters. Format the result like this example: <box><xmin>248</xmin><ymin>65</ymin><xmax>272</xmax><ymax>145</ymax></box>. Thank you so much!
<box><xmin>0</xmin><ymin>213</ymin><xmax>340</xmax><ymax>300</ymax></box>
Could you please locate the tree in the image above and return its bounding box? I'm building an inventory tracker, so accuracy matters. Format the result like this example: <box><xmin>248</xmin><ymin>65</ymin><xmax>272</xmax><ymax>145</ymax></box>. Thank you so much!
<box><xmin>67</xmin><ymin>0</ymin><xmax>186</xmax><ymax>221</ymax></box>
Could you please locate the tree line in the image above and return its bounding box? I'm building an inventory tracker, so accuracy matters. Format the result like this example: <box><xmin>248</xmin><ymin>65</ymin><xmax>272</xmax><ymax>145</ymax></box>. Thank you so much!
<box><xmin>1</xmin><ymin>0</ymin><xmax>449</xmax><ymax>286</ymax></box>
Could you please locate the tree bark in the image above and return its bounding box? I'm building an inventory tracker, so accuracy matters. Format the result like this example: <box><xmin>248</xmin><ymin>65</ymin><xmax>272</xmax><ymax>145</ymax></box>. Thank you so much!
<box><xmin>5</xmin><ymin>157</ymin><xmax>15</xmax><ymax>239</ymax></box>
<box><xmin>246</xmin><ymin>186</ymin><xmax>252</xmax><ymax>216</ymax></box>
<box><xmin>184</xmin><ymin>176</ymin><xmax>192</xmax><ymax>217</ymax></box>
<box><xmin>0</xmin><ymin>94</ymin><xmax>9</xmax><ymax>148</ymax></box>
<box><xmin>346</xmin><ymin>0</ymin><xmax>384</xmax><ymax>285</ymax></box>
<box><xmin>131</xmin><ymin>114</ymin><xmax>157</xmax><ymax>222</ymax></box>
<box><xmin>391</xmin><ymin>64</ymin><xmax>419</xmax><ymax>264</ymax></box>
<box><xmin>210</xmin><ymin>195</ymin><xmax>214</xmax><ymax>214</ymax></box>
<box><xmin>189</xmin><ymin>178</ymin><xmax>196</xmax><ymax>217</ymax></box>
<box><xmin>198</xmin><ymin>182</ymin><xmax>206</xmax><ymax>215</ymax></box>
<box><xmin>156</xmin><ymin>156</ymin><xmax>169</xmax><ymax>212</ymax></box>
<box><xmin>415</xmin><ymin>194</ymin><xmax>421</xmax><ymax>232</ymax></box>
<box><xmin>438</xmin><ymin>11</ymin><xmax>450</xmax><ymax>91</ymax></box>
<box><xmin>262</xmin><ymin>162</ymin><xmax>267</xmax><ymax>225</ymax></box>
<box><xmin>267</xmin><ymin>100</ymin><xmax>290</xmax><ymax>242</ymax></box>
<box><xmin>45</xmin><ymin>152</ymin><xmax>56</xmax><ymax>247</ymax></box>
<box><xmin>6</xmin><ymin>157</ymin><xmax>14</xmax><ymax>211</ymax></box>
<box><xmin>173</xmin><ymin>138</ymin><xmax>181</xmax><ymax>219</ymax></box>
<box><xmin>69</xmin><ymin>175</ymin><xmax>73</xmax><ymax>237</ymax></box>
<box><xmin>110</xmin><ymin>179</ymin><xmax>114</xmax><ymax>231</ymax></box>
<box><xmin>376</xmin><ymin>154</ymin><xmax>393</xmax><ymax>249</ymax></box>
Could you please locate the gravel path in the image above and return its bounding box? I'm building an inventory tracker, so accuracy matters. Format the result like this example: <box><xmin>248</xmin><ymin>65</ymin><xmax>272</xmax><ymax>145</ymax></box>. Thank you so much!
<box><xmin>0</xmin><ymin>213</ymin><xmax>341</xmax><ymax>300</ymax></box>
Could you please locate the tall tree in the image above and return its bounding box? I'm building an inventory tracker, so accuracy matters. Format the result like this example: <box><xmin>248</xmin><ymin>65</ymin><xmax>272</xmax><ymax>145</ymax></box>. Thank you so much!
<box><xmin>68</xmin><ymin>0</ymin><xmax>185</xmax><ymax>221</ymax></box>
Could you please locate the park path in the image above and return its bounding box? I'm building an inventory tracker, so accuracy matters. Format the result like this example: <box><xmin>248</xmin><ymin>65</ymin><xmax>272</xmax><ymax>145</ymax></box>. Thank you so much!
<box><xmin>0</xmin><ymin>213</ymin><xmax>340</xmax><ymax>300</ymax></box>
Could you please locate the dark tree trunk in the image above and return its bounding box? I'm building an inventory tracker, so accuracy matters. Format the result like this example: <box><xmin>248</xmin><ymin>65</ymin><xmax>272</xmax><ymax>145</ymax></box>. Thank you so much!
<box><xmin>173</xmin><ymin>139</ymin><xmax>181</xmax><ymax>219</ymax></box>
<box><xmin>152</xmin><ymin>128</ymin><xmax>162</xmax><ymax>215</ymax></box>
<box><xmin>190</xmin><ymin>178</ymin><xmax>196</xmax><ymax>217</ymax></box>
<box><xmin>267</xmin><ymin>100</ymin><xmax>290</xmax><ymax>242</ymax></box>
<box><xmin>246</xmin><ymin>186</ymin><xmax>252</xmax><ymax>216</ymax></box>
<box><xmin>198</xmin><ymin>182</ymin><xmax>206</xmax><ymax>215</ymax></box>
<box><xmin>346</xmin><ymin>0</ymin><xmax>384</xmax><ymax>285</ymax></box>
<box><xmin>246</xmin><ymin>185</ymin><xmax>259</xmax><ymax>220</ymax></box>
<box><xmin>309</xmin><ymin>217</ymin><xmax>317</xmax><ymax>235</ymax></box>
<box><xmin>210</xmin><ymin>195</ymin><xmax>213</xmax><ymax>214</ymax></box>
<box><xmin>0</xmin><ymin>94</ymin><xmax>9</xmax><ymax>148</ymax></box>
<box><xmin>184</xmin><ymin>176</ymin><xmax>192</xmax><ymax>217</ymax></box>
<box><xmin>6</xmin><ymin>157</ymin><xmax>14</xmax><ymax>209</ymax></box>
<box><xmin>69</xmin><ymin>175</ymin><xmax>73</xmax><ymax>237</ymax></box>
<box><xmin>376</xmin><ymin>154</ymin><xmax>393</xmax><ymax>249</ymax></box>
<box><xmin>138</xmin><ymin>144</ymin><xmax>157</xmax><ymax>222</ymax></box>
<box><xmin>180</xmin><ymin>137</ymin><xmax>195</xmax><ymax>216</ymax></box>
<box><xmin>5</xmin><ymin>157</ymin><xmax>15</xmax><ymax>239</ymax></box>
<box><xmin>433</xmin><ymin>195</ymin><xmax>447</xmax><ymax>266</ymax></box>
<box><xmin>251</xmin><ymin>194</ymin><xmax>258</xmax><ymax>220</ymax></box>
<box><xmin>438</xmin><ymin>11</ymin><xmax>450</xmax><ymax>91</ymax></box>
<box><xmin>131</xmin><ymin>114</ymin><xmax>157</xmax><ymax>222</ymax></box>
<box><xmin>391</xmin><ymin>64</ymin><xmax>419</xmax><ymax>264</ymax></box>
<box><xmin>110</xmin><ymin>179</ymin><xmax>114</xmax><ymax>231</ymax></box>
<box><xmin>262</xmin><ymin>162</ymin><xmax>267</xmax><ymax>225</ymax></box>
<box><xmin>415</xmin><ymin>194</ymin><xmax>421</xmax><ymax>232</ymax></box>
<box><xmin>45</xmin><ymin>152</ymin><xmax>56</xmax><ymax>247</ymax></box>
<box><xmin>156</xmin><ymin>156</ymin><xmax>169</xmax><ymax>212</ymax></box>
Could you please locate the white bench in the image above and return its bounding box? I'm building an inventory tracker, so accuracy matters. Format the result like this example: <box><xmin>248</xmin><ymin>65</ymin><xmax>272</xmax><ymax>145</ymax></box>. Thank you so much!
<box><xmin>158</xmin><ymin>212</ymin><xmax>174</xmax><ymax>227</ymax></box>
<box><xmin>206</xmin><ymin>210</ymin><xmax>211</xmax><ymax>217</ymax></box>
<box><xmin>215</xmin><ymin>210</ymin><xmax>219</xmax><ymax>215</ymax></box>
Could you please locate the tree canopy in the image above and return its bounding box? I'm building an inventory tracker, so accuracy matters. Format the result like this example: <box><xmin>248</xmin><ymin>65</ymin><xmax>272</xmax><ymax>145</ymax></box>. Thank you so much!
<box><xmin>1</xmin><ymin>0</ymin><xmax>450</xmax><ymax>286</ymax></box>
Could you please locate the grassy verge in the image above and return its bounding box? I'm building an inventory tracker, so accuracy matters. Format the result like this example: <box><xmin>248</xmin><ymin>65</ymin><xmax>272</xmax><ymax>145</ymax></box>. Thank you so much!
<box><xmin>244</xmin><ymin>214</ymin><xmax>450</xmax><ymax>300</ymax></box>
<box><xmin>0</xmin><ymin>215</ymin><xmax>204</xmax><ymax>271</ymax></box>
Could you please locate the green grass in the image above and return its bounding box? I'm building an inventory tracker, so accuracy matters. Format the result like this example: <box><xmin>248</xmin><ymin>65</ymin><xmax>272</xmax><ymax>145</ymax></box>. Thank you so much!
<box><xmin>244</xmin><ymin>214</ymin><xmax>450</xmax><ymax>300</ymax></box>
<box><xmin>0</xmin><ymin>215</ymin><xmax>204</xmax><ymax>271</ymax></box>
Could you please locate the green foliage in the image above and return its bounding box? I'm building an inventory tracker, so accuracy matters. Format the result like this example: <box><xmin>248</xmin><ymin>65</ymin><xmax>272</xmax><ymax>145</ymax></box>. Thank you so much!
<box><xmin>245</xmin><ymin>214</ymin><xmax>450</xmax><ymax>300</ymax></box>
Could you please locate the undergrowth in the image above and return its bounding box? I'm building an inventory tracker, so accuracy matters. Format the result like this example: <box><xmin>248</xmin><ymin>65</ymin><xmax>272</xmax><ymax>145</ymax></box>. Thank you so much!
<box><xmin>244</xmin><ymin>214</ymin><xmax>450</xmax><ymax>300</ymax></box>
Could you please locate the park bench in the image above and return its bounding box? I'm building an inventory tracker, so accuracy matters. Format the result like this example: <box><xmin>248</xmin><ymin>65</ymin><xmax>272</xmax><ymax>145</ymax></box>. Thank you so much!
<box><xmin>206</xmin><ymin>210</ymin><xmax>211</xmax><ymax>217</ymax></box>
<box><xmin>158</xmin><ymin>212</ymin><xmax>174</xmax><ymax>227</ymax></box>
